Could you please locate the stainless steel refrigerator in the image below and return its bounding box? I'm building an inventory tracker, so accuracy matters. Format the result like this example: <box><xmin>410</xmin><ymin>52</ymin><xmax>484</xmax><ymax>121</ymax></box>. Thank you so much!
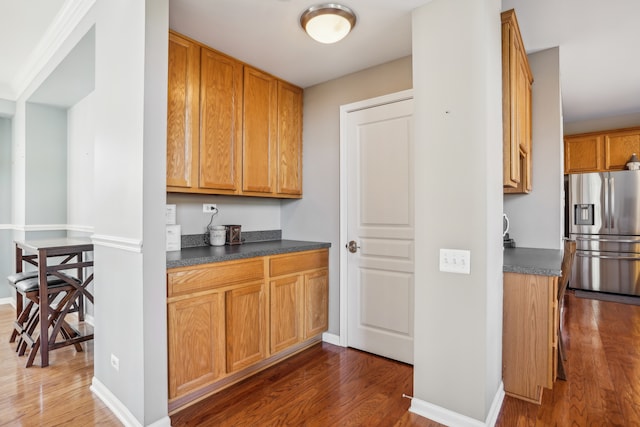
<box><xmin>568</xmin><ymin>170</ymin><xmax>640</xmax><ymax>296</ymax></box>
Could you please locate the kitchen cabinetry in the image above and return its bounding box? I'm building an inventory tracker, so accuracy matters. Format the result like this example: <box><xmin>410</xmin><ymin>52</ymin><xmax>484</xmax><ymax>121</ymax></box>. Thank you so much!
<box><xmin>503</xmin><ymin>272</ymin><xmax>558</xmax><ymax>404</ymax></box>
<box><xmin>166</xmin><ymin>30</ymin><xmax>303</xmax><ymax>198</ymax></box>
<box><xmin>166</xmin><ymin>32</ymin><xmax>200</xmax><ymax>189</ymax></box>
<box><xmin>226</xmin><ymin>282</ymin><xmax>267</xmax><ymax>372</ymax></box>
<box><xmin>166</xmin><ymin>249</ymin><xmax>328</xmax><ymax>412</ymax></box>
<box><xmin>269</xmin><ymin>250</ymin><xmax>328</xmax><ymax>354</ymax></box>
<box><xmin>502</xmin><ymin>9</ymin><xmax>533</xmax><ymax>194</ymax></box>
<box><xmin>242</xmin><ymin>68</ymin><xmax>303</xmax><ymax>197</ymax></box>
<box><xmin>565</xmin><ymin>126</ymin><xmax>640</xmax><ymax>173</ymax></box>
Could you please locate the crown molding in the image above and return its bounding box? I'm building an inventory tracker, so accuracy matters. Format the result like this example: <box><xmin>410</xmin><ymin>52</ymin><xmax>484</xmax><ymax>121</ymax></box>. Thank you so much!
<box><xmin>12</xmin><ymin>0</ymin><xmax>96</xmax><ymax>100</ymax></box>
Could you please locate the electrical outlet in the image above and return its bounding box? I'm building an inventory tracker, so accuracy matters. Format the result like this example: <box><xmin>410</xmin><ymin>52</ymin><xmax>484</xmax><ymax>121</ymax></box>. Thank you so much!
<box><xmin>439</xmin><ymin>249</ymin><xmax>471</xmax><ymax>274</ymax></box>
<box><xmin>203</xmin><ymin>203</ymin><xmax>217</xmax><ymax>213</ymax></box>
<box><xmin>110</xmin><ymin>353</ymin><xmax>119</xmax><ymax>371</ymax></box>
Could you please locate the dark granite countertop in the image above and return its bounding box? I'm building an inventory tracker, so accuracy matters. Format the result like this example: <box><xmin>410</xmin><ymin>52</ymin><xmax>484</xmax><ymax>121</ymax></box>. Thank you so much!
<box><xmin>167</xmin><ymin>239</ymin><xmax>331</xmax><ymax>269</ymax></box>
<box><xmin>503</xmin><ymin>247</ymin><xmax>563</xmax><ymax>277</ymax></box>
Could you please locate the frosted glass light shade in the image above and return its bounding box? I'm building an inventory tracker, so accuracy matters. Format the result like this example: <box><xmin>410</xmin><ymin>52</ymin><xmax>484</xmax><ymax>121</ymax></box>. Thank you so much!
<box><xmin>300</xmin><ymin>4</ymin><xmax>356</xmax><ymax>44</ymax></box>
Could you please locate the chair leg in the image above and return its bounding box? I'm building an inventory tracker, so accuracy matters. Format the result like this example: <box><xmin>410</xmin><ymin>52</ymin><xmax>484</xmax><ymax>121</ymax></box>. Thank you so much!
<box><xmin>11</xmin><ymin>300</ymin><xmax>35</xmax><ymax>343</ymax></box>
<box><xmin>17</xmin><ymin>306</ymin><xmax>40</xmax><ymax>356</ymax></box>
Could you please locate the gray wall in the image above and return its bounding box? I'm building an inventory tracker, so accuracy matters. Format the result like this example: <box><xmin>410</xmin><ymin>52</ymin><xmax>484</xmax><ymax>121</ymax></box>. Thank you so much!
<box><xmin>0</xmin><ymin>118</ymin><xmax>11</xmax><ymax>299</ymax></box>
<box><xmin>166</xmin><ymin>193</ymin><xmax>281</xmax><ymax>236</ymax></box>
<box><xmin>504</xmin><ymin>48</ymin><xmax>564</xmax><ymax>250</ymax></box>
<box><xmin>281</xmin><ymin>56</ymin><xmax>413</xmax><ymax>335</ymax></box>
<box><xmin>24</xmin><ymin>103</ymin><xmax>68</xmax><ymax>226</ymax></box>
<box><xmin>412</xmin><ymin>0</ymin><xmax>503</xmax><ymax>422</ymax></box>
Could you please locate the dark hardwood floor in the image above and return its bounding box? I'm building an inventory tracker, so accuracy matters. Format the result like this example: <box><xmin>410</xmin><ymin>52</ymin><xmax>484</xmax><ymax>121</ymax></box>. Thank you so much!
<box><xmin>1</xmin><ymin>290</ymin><xmax>639</xmax><ymax>426</ymax></box>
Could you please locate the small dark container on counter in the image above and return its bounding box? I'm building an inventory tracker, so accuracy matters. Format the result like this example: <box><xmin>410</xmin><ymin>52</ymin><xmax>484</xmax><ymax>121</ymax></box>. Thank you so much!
<box><xmin>225</xmin><ymin>225</ymin><xmax>242</xmax><ymax>245</ymax></box>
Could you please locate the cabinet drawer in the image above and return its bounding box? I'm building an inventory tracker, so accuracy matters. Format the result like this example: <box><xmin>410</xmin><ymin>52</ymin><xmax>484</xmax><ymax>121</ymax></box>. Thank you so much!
<box><xmin>270</xmin><ymin>250</ymin><xmax>328</xmax><ymax>277</ymax></box>
<box><xmin>168</xmin><ymin>258</ymin><xmax>264</xmax><ymax>297</ymax></box>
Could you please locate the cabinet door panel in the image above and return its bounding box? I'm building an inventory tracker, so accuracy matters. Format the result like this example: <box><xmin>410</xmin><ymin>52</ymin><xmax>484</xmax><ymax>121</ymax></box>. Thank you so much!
<box><xmin>168</xmin><ymin>293</ymin><xmax>225</xmax><ymax>399</ymax></box>
<box><xmin>304</xmin><ymin>269</ymin><xmax>329</xmax><ymax>339</ymax></box>
<box><xmin>564</xmin><ymin>135</ymin><xmax>604</xmax><ymax>173</ymax></box>
<box><xmin>605</xmin><ymin>130</ymin><xmax>640</xmax><ymax>170</ymax></box>
<box><xmin>277</xmin><ymin>81</ymin><xmax>303</xmax><ymax>195</ymax></box>
<box><xmin>199</xmin><ymin>48</ymin><xmax>242</xmax><ymax>192</ymax></box>
<box><xmin>270</xmin><ymin>276</ymin><xmax>302</xmax><ymax>353</ymax></box>
<box><xmin>243</xmin><ymin>67</ymin><xmax>277</xmax><ymax>193</ymax></box>
<box><xmin>226</xmin><ymin>283</ymin><xmax>266</xmax><ymax>372</ymax></box>
<box><xmin>167</xmin><ymin>33</ymin><xmax>200</xmax><ymax>189</ymax></box>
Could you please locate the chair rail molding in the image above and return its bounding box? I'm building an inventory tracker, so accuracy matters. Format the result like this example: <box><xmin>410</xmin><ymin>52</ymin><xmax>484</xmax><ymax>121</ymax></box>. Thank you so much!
<box><xmin>91</xmin><ymin>234</ymin><xmax>143</xmax><ymax>253</ymax></box>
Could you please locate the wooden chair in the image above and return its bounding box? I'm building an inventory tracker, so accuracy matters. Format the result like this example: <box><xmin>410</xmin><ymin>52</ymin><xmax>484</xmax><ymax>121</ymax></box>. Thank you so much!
<box><xmin>8</xmin><ymin>273</ymin><xmax>83</xmax><ymax>367</ymax></box>
<box><xmin>556</xmin><ymin>238</ymin><xmax>576</xmax><ymax>381</ymax></box>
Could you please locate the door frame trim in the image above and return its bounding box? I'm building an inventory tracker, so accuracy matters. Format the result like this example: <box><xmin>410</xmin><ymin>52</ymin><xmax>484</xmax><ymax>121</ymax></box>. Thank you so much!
<box><xmin>338</xmin><ymin>89</ymin><xmax>414</xmax><ymax>347</ymax></box>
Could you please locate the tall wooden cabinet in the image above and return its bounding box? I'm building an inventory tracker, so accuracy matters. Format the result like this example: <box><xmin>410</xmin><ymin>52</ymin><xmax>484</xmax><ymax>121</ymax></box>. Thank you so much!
<box><xmin>565</xmin><ymin>126</ymin><xmax>640</xmax><ymax>173</ymax></box>
<box><xmin>167</xmin><ymin>249</ymin><xmax>329</xmax><ymax>413</ymax></box>
<box><xmin>502</xmin><ymin>9</ymin><xmax>533</xmax><ymax>194</ymax></box>
<box><xmin>166</xmin><ymin>32</ymin><xmax>200</xmax><ymax>190</ymax></box>
<box><xmin>198</xmin><ymin>47</ymin><xmax>243</xmax><ymax>193</ymax></box>
<box><xmin>166</xmin><ymin>30</ymin><xmax>303</xmax><ymax>198</ymax></box>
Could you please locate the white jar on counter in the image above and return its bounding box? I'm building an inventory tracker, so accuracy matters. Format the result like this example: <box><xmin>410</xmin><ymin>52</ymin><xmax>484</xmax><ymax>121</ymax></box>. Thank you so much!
<box><xmin>209</xmin><ymin>226</ymin><xmax>226</xmax><ymax>246</ymax></box>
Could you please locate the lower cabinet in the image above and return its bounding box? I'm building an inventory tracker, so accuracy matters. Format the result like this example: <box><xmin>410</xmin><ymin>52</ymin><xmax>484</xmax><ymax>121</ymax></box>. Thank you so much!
<box><xmin>167</xmin><ymin>292</ymin><xmax>225</xmax><ymax>399</ymax></box>
<box><xmin>167</xmin><ymin>249</ymin><xmax>329</xmax><ymax>412</ymax></box>
<box><xmin>226</xmin><ymin>282</ymin><xmax>267</xmax><ymax>372</ymax></box>
<box><xmin>503</xmin><ymin>272</ymin><xmax>558</xmax><ymax>404</ymax></box>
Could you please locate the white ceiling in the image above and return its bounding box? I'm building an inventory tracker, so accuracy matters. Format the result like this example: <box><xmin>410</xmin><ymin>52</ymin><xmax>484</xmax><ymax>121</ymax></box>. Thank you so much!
<box><xmin>2</xmin><ymin>0</ymin><xmax>639</xmax><ymax>124</ymax></box>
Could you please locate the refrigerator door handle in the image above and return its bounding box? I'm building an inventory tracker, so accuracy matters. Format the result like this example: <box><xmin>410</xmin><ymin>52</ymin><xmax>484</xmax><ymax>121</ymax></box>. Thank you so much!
<box><xmin>576</xmin><ymin>252</ymin><xmax>640</xmax><ymax>261</ymax></box>
<box><xmin>609</xmin><ymin>175</ymin><xmax>615</xmax><ymax>230</ymax></box>
<box><xmin>604</xmin><ymin>175</ymin><xmax>610</xmax><ymax>231</ymax></box>
<box><xmin>574</xmin><ymin>236</ymin><xmax>640</xmax><ymax>244</ymax></box>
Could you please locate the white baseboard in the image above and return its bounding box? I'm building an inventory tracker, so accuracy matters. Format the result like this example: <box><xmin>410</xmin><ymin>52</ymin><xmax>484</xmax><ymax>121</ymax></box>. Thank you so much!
<box><xmin>409</xmin><ymin>382</ymin><xmax>505</xmax><ymax>427</ymax></box>
<box><xmin>0</xmin><ymin>297</ymin><xmax>15</xmax><ymax>307</ymax></box>
<box><xmin>321</xmin><ymin>332</ymin><xmax>342</xmax><ymax>346</ymax></box>
<box><xmin>91</xmin><ymin>377</ymin><xmax>171</xmax><ymax>427</ymax></box>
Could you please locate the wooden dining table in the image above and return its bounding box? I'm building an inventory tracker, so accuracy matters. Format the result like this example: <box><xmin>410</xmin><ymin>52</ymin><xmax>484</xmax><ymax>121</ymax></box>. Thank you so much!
<box><xmin>14</xmin><ymin>237</ymin><xmax>94</xmax><ymax>367</ymax></box>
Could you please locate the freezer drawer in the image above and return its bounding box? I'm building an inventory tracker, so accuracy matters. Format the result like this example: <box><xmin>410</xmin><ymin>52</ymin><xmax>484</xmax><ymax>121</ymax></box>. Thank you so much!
<box><xmin>573</xmin><ymin>234</ymin><xmax>640</xmax><ymax>254</ymax></box>
<box><xmin>571</xmin><ymin>250</ymin><xmax>640</xmax><ymax>296</ymax></box>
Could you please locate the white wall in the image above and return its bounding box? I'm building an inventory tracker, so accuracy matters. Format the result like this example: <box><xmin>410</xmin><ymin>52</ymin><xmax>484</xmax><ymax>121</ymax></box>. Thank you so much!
<box><xmin>167</xmin><ymin>193</ymin><xmax>281</xmax><ymax>235</ymax></box>
<box><xmin>412</xmin><ymin>0</ymin><xmax>504</xmax><ymax>423</ymax></box>
<box><xmin>564</xmin><ymin>112</ymin><xmax>640</xmax><ymax>135</ymax></box>
<box><xmin>281</xmin><ymin>56</ymin><xmax>412</xmax><ymax>335</ymax></box>
<box><xmin>7</xmin><ymin>1</ymin><xmax>169</xmax><ymax>425</ymax></box>
<box><xmin>67</xmin><ymin>92</ymin><xmax>95</xmax><ymax>231</ymax></box>
<box><xmin>91</xmin><ymin>0</ymin><xmax>169</xmax><ymax>425</ymax></box>
<box><xmin>504</xmin><ymin>48</ymin><xmax>563</xmax><ymax>250</ymax></box>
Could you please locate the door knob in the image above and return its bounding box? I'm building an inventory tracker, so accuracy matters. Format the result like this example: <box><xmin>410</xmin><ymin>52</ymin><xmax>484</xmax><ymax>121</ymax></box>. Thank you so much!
<box><xmin>347</xmin><ymin>240</ymin><xmax>360</xmax><ymax>253</ymax></box>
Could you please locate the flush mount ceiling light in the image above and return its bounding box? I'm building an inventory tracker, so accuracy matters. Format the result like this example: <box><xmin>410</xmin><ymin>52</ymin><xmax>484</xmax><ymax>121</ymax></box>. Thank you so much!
<box><xmin>300</xmin><ymin>3</ymin><xmax>356</xmax><ymax>44</ymax></box>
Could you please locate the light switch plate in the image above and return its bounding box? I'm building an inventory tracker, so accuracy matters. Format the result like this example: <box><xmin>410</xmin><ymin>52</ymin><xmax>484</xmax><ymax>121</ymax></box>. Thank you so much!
<box><xmin>439</xmin><ymin>249</ymin><xmax>471</xmax><ymax>274</ymax></box>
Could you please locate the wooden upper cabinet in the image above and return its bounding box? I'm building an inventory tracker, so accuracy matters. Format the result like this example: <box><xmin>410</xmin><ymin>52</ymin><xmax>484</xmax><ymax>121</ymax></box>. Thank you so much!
<box><xmin>166</xmin><ymin>31</ymin><xmax>303</xmax><ymax>198</ymax></box>
<box><xmin>166</xmin><ymin>32</ymin><xmax>200</xmax><ymax>190</ymax></box>
<box><xmin>277</xmin><ymin>81</ymin><xmax>303</xmax><ymax>196</ymax></box>
<box><xmin>199</xmin><ymin>47</ymin><xmax>243</xmax><ymax>193</ymax></box>
<box><xmin>502</xmin><ymin>10</ymin><xmax>533</xmax><ymax>194</ymax></box>
<box><xmin>565</xmin><ymin>127</ymin><xmax>640</xmax><ymax>174</ymax></box>
<box><xmin>243</xmin><ymin>67</ymin><xmax>277</xmax><ymax>194</ymax></box>
<box><xmin>605</xmin><ymin>129</ymin><xmax>640</xmax><ymax>170</ymax></box>
<box><xmin>564</xmin><ymin>134</ymin><xmax>604</xmax><ymax>173</ymax></box>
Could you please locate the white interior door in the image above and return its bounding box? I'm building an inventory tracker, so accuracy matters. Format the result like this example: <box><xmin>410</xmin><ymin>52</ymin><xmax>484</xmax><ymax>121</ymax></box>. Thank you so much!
<box><xmin>344</xmin><ymin>96</ymin><xmax>414</xmax><ymax>364</ymax></box>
